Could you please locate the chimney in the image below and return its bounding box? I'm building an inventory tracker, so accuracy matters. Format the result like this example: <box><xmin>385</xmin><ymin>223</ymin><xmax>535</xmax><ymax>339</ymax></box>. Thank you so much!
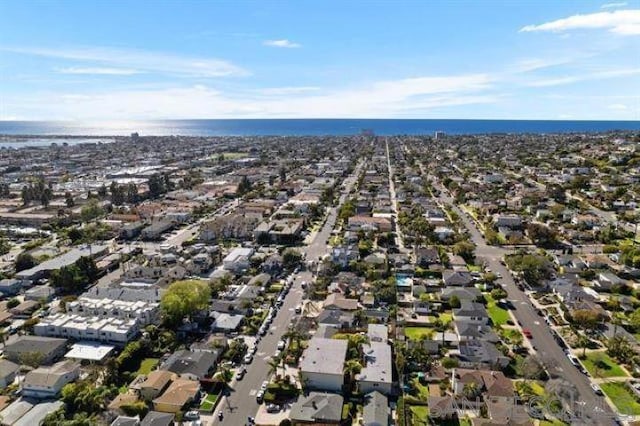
<box><xmin>312</xmin><ymin>401</ymin><xmax>317</xmax><ymax>409</ymax></box>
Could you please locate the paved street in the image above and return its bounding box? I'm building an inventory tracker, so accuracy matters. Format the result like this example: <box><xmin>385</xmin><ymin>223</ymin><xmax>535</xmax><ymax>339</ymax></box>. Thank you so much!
<box><xmin>218</xmin><ymin>162</ymin><xmax>362</xmax><ymax>425</ymax></box>
<box><xmin>417</xmin><ymin>158</ymin><xmax>618</xmax><ymax>425</ymax></box>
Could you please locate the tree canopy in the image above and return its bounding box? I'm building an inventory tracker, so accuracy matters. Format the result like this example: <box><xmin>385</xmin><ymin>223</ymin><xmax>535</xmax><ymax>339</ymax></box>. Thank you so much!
<box><xmin>161</xmin><ymin>279</ymin><xmax>211</xmax><ymax>324</ymax></box>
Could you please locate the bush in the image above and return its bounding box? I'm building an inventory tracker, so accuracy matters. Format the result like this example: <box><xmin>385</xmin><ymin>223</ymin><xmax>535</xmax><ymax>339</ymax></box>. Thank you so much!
<box><xmin>441</xmin><ymin>357</ymin><xmax>459</xmax><ymax>369</ymax></box>
<box><xmin>120</xmin><ymin>401</ymin><xmax>149</xmax><ymax>417</ymax></box>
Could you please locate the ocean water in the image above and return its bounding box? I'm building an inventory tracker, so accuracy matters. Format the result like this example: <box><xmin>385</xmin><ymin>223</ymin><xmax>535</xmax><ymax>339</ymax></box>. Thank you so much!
<box><xmin>0</xmin><ymin>119</ymin><xmax>639</xmax><ymax>137</ymax></box>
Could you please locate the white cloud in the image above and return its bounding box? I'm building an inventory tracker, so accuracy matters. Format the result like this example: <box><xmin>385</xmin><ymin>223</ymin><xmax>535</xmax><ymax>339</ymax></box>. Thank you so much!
<box><xmin>607</xmin><ymin>103</ymin><xmax>628</xmax><ymax>110</ymax></box>
<box><xmin>2</xmin><ymin>46</ymin><xmax>248</xmax><ymax>77</ymax></box>
<box><xmin>527</xmin><ymin>68</ymin><xmax>640</xmax><ymax>87</ymax></box>
<box><xmin>512</xmin><ymin>57</ymin><xmax>577</xmax><ymax>73</ymax></box>
<box><xmin>520</xmin><ymin>9</ymin><xmax>640</xmax><ymax>35</ymax></box>
<box><xmin>258</xmin><ymin>86</ymin><xmax>320</xmax><ymax>95</ymax></box>
<box><xmin>5</xmin><ymin>73</ymin><xmax>495</xmax><ymax>120</ymax></box>
<box><xmin>263</xmin><ymin>39</ymin><xmax>301</xmax><ymax>48</ymax></box>
<box><xmin>56</xmin><ymin>67</ymin><xmax>141</xmax><ymax>75</ymax></box>
<box><xmin>602</xmin><ymin>2</ymin><xmax>628</xmax><ymax>9</ymax></box>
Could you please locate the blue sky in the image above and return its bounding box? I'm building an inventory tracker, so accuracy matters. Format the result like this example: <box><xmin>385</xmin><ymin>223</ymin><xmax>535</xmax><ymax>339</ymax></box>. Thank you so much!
<box><xmin>0</xmin><ymin>0</ymin><xmax>638</xmax><ymax>120</ymax></box>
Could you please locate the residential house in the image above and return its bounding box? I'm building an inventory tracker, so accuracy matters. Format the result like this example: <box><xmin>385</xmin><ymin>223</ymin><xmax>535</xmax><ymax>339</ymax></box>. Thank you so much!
<box><xmin>0</xmin><ymin>360</ymin><xmax>19</xmax><ymax>388</ymax></box>
<box><xmin>289</xmin><ymin>392</ymin><xmax>344</xmax><ymax>425</ymax></box>
<box><xmin>22</xmin><ymin>360</ymin><xmax>80</xmax><ymax>398</ymax></box>
<box><xmin>357</xmin><ymin>342</ymin><xmax>393</xmax><ymax>395</ymax></box>
<box><xmin>111</xmin><ymin>415</ymin><xmax>141</xmax><ymax>426</ymax></box>
<box><xmin>137</xmin><ymin>370</ymin><xmax>177</xmax><ymax>401</ymax></box>
<box><xmin>455</xmin><ymin>340</ymin><xmax>510</xmax><ymax>369</ymax></box>
<box><xmin>363</xmin><ymin>391</ymin><xmax>390</xmax><ymax>426</ymax></box>
<box><xmin>454</xmin><ymin>320</ymin><xmax>500</xmax><ymax>343</ymax></box>
<box><xmin>415</xmin><ymin>246</ymin><xmax>440</xmax><ymax>267</ymax></box>
<box><xmin>451</xmin><ymin>368</ymin><xmax>513</xmax><ymax>398</ymax></box>
<box><xmin>494</xmin><ymin>214</ymin><xmax>522</xmax><ymax>229</ymax></box>
<box><xmin>300</xmin><ymin>338</ymin><xmax>347</xmax><ymax>391</ymax></box>
<box><xmin>347</xmin><ymin>216</ymin><xmax>392</xmax><ymax>232</ymax></box>
<box><xmin>162</xmin><ymin>349</ymin><xmax>219</xmax><ymax>381</ymax></box>
<box><xmin>152</xmin><ymin>378</ymin><xmax>200</xmax><ymax>413</ymax></box>
<box><xmin>441</xmin><ymin>287</ymin><xmax>482</xmax><ymax>302</ymax></box>
<box><xmin>211</xmin><ymin>312</ymin><xmax>244</xmax><ymax>332</ymax></box>
<box><xmin>443</xmin><ymin>270</ymin><xmax>474</xmax><ymax>287</ymax></box>
<box><xmin>4</xmin><ymin>336</ymin><xmax>68</xmax><ymax>365</ymax></box>
<box><xmin>0</xmin><ymin>279</ymin><xmax>21</xmax><ymax>296</ymax></box>
<box><xmin>222</xmin><ymin>247</ymin><xmax>254</xmax><ymax>273</ymax></box>
<box><xmin>482</xmin><ymin>396</ymin><xmax>533</xmax><ymax>426</ymax></box>
<box><xmin>454</xmin><ymin>302</ymin><xmax>489</xmax><ymax>325</ymax></box>
<box><xmin>316</xmin><ymin>309</ymin><xmax>355</xmax><ymax>329</ymax></box>
<box><xmin>324</xmin><ymin>293</ymin><xmax>359</xmax><ymax>311</ymax></box>
<box><xmin>141</xmin><ymin>411</ymin><xmax>175</xmax><ymax>426</ymax></box>
<box><xmin>597</xmin><ymin>272</ymin><xmax>624</xmax><ymax>291</ymax></box>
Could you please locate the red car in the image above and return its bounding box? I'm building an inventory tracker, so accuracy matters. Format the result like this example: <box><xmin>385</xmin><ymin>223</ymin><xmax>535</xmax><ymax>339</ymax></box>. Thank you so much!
<box><xmin>522</xmin><ymin>328</ymin><xmax>532</xmax><ymax>339</ymax></box>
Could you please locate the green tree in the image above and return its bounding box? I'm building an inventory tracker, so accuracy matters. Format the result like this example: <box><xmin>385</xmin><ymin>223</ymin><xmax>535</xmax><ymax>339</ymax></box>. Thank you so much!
<box><xmin>282</xmin><ymin>248</ymin><xmax>302</xmax><ymax>270</ymax></box>
<box><xmin>80</xmin><ymin>199</ymin><xmax>105</xmax><ymax>222</ymax></box>
<box><xmin>343</xmin><ymin>359</ymin><xmax>363</xmax><ymax>390</ymax></box>
<box><xmin>607</xmin><ymin>335</ymin><xmax>634</xmax><ymax>361</ymax></box>
<box><xmin>15</xmin><ymin>252</ymin><xmax>36</xmax><ymax>272</ymax></box>
<box><xmin>449</xmin><ymin>295</ymin><xmax>461</xmax><ymax>309</ymax></box>
<box><xmin>490</xmin><ymin>287</ymin><xmax>507</xmax><ymax>300</ymax></box>
<box><xmin>453</xmin><ymin>241</ymin><xmax>475</xmax><ymax>263</ymax></box>
<box><xmin>161</xmin><ymin>279</ymin><xmax>211</xmax><ymax>324</ymax></box>
<box><xmin>237</xmin><ymin>176</ymin><xmax>252</xmax><ymax>195</ymax></box>
<box><xmin>505</xmin><ymin>253</ymin><xmax>552</xmax><ymax>286</ymax></box>
<box><xmin>64</xmin><ymin>191</ymin><xmax>75</xmax><ymax>208</ymax></box>
<box><xmin>527</xmin><ymin>223</ymin><xmax>558</xmax><ymax>248</ymax></box>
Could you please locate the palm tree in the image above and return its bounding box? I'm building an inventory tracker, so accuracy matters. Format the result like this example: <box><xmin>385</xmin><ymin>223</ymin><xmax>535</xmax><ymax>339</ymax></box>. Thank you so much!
<box><xmin>462</xmin><ymin>382</ymin><xmax>479</xmax><ymax>399</ymax></box>
<box><xmin>214</xmin><ymin>366</ymin><xmax>234</xmax><ymax>412</ymax></box>
<box><xmin>577</xmin><ymin>334</ymin><xmax>590</xmax><ymax>359</ymax></box>
<box><xmin>343</xmin><ymin>359</ymin><xmax>363</xmax><ymax>392</ymax></box>
<box><xmin>267</xmin><ymin>358</ymin><xmax>280</xmax><ymax>380</ymax></box>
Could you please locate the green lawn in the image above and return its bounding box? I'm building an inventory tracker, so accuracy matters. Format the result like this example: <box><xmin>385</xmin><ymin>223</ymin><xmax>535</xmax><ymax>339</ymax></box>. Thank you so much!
<box><xmin>485</xmin><ymin>294</ymin><xmax>510</xmax><ymax>326</ymax></box>
<box><xmin>499</xmin><ymin>328</ymin><xmax>523</xmax><ymax>345</ymax></box>
<box><xmin>601</xmin><ymin>382</ymin><xmax>640</xmax><ymax>415</ymax></box>
<box><xmin>467</xmin><ymin>264</ymin><xmax>482</xmax><ymax>272</ymax></box>
<box><xmin>218</xmin><ymin>152</ymin><xmax>247</xmax><ymax>159</ymax></box>
<box><xmin>136</xmin><ymin>358</ymin><xmax>159</xmax><ymax>376</ymax></box>
<box><xmin>438</xmin><ymin>312</ymin><xmax>453</xmax><ymax>324</ymax></box>
<box><xmin>199</xmin><ymin>392</ymin><xmax>220</xmax><ymax>412</ymax></box>
<box><xmin>539</xmin><ymin>420</ymin><xmax>568</xmax><ymax>426</ymax></box>
<box><xmin>581</xmin><ymin>352</ymin><xmax>628</xmax><ymax>378</ymax></box>
<box><xmin>405</xmin><ymin>327</ymin><xmax>435</xmax><ymax>341</ymax></box>
<box><xmin>410</xmin><ymin>378</ymin><xmax>429</xmax><ymax>400</ymax></box>
<box><xmin>409</xmin><ymin>405</ymin><xmax>429</xmax><ymax>425</ymax></box>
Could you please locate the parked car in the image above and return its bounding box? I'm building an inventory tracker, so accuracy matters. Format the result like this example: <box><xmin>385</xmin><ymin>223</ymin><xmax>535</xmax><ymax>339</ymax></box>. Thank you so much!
<box><xmin>184</xmin><ymin>411</ymin><xmax>200</xmax><ymax>421</ymax></box>
<box><xmin>236</xmin><ymin>367</ymin><xmax>246</xmax><ymax>380</ymax></box>
<box><xmin>243</xmin><ymin>354</ymin><xmax>253</xmax><ymax>364</ymax></box>
<box><xmin>256</xmin><ymin>390</ymin><xmax>265</xmax><ymax>404</ymax></box>
<box><xmin>277</xmin><ymin>340</ymin><xmax>286</xmax><ymax>350</ymax></box>
<box><xmin>522</xmin><ymin>328</ymin><xmax>532</xmax><ymax>339</ymax></box>
<box><xmin>266</xmin><ymin>403</ymin><xmax>280</xmax><ymax>413</ymax></box>
<box><xmin>591</xmin><ymin>383</ymin><xmax>603</xmax><ymax>396</ymax></box>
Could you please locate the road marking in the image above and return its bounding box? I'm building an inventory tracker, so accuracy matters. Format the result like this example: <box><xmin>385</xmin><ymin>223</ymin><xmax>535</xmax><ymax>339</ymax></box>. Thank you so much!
<box><xmin>533</xmin><ymin>321</ymin><xmax>540</xmax><ymax>325</ymax></box>
<box><xmin>249</xmin><ymin>389</ymin><xmax>257</xmax><ymax>396</ymax></box>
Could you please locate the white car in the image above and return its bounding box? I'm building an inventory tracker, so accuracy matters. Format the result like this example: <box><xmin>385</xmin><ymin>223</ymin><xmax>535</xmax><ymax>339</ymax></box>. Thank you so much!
<box><xmin>243</xmin><ymin>354</ymin><xmax>253</xmax><ymax>364</ymax></box>
<box><xmin>277</xmin><ymin>340</ymin><xmax>286</xmax><ymax>350</ymax></box>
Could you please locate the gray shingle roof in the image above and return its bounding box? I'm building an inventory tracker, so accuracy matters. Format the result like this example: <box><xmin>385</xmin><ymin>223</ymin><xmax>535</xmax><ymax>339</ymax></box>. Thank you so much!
<box><xmin>363</xmin><ymin>391</ymin><xmax>389</xmax><ymax>426</ymax></box>
<box><xmin>289</xmin><ymin>392</ymin><xmax>344</xmax><ymax>423</ymax></box>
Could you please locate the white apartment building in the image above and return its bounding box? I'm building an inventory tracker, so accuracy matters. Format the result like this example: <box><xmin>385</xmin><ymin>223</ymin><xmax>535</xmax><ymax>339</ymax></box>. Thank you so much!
<box><xmin>34</xmin><ymin>297</ymin><xmax>159</xmax><ymax>346</ymax></box>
